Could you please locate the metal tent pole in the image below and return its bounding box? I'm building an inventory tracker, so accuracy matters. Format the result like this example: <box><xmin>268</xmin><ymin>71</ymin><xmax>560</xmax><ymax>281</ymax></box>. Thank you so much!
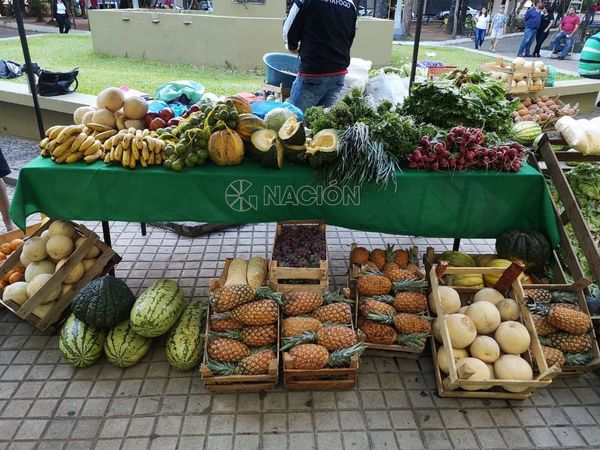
<box><xmin>409</xmin><ymin>0</ymin><xmax>426</xmax><ymax>89</ymax></box>
<box><xmin>13</xmin><ymin>0</ymin><xmax>45</xmax><ymax>140</ymax></box>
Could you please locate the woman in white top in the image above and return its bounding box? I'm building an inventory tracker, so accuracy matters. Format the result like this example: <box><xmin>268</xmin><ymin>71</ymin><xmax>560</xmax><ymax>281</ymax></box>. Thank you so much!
<box><xmin>54</xmin><ymin>0</ymin><xmax>71</xmax><ymax>34</ymax></box>
<box><xmin>474</xmin><ymin>7</ymin><xmax>490</xmax><ymax>50</ymax></box>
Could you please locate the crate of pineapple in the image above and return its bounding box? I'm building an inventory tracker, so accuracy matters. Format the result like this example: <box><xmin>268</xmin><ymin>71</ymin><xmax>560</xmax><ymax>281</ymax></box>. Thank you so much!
<box><xmin>269</xmin><ymin>221</ymin><xmax>328</xmax><ymax>294</ymax></box>
<box><xmin>200</xmin><ymin>273</ymin><xmax>281</xmax><ymax>392</ymax></box>
<box><xmin>352</xmin><ymin>250</ymin><xmax>430</xmax><ymax>359</ymax></box>
<box><xmin>280</xmin><ymin>289</ymin><xmax>363</xmax><ymax>390</ymax></box>
<box><xmin>523</xmin><ymin>279</ymin><xmax>600</xmax><ymax>377</ymax></box>
<box><xmin>0</xmin><ymin>219</ymin><xmax>121</xmax><ymax>334</ymax></box>
<box><xmin>348</xmin><ymin>244</ymin><xmax>423</xmax><ymax>297</ymax></box>
<box><xmin>429</xmin><ymin>263</ymin><xmax>561</xmax><ymax>400</ymax></box>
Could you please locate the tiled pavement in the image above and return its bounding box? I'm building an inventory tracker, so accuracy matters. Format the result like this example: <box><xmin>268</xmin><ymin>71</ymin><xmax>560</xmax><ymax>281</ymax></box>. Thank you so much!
<box><xmin>1</xmin><ymin>187</ymin><xmax>600</xmax><ymax>450</ymax></box>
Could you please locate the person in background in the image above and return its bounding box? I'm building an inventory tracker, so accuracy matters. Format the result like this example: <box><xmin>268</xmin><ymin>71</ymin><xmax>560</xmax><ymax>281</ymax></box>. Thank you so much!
<box><xmin>79</xmin><ymin>0</ymin><xmax>86</xmax><ymax>17</ymax></box>
<box><xmin>489</xmin><ymin>6</ymin><xmax>508</xmax><ymax>52</ymax></box>
<box><xmin>0</xmin><ymin>150</ymin><xmax>15</xmax><ymax>231</ymax></box>
<box><xmin>590</xmin><ymin>1</ymin><xmax>600</xmax><ymax>24</ymax></box>
<box><xmin>54</xmin><ymin>0</ymin><xmax>71</xmax><ymax>33</ymax></box>
<box><xmin>474</xmin><ymin>7</ymin><xmax>490</xmax><ymax>50</ymax></box>
<box><xmin>533</xmin><ymin>5</ymin><xmax>555</xmax><ymax>57</ymax></box>
<box><xmin>551</xmin><ymin>7</ymin><xmax>581</xmax><ymax>60</ymax></box>
<box><xmin>578</xmin><ymin>30</ymin><xmax>600</xmax><ymax>78</ymax></box>
<box><xmin>517</xmin><ymin>1</ymin><xmax>543</xmax><ymax>57</ymax></box>
<box><xmin>283</xmin><ymin>0</ymin><xmax>358</xmax><ymax>111</ymax></box>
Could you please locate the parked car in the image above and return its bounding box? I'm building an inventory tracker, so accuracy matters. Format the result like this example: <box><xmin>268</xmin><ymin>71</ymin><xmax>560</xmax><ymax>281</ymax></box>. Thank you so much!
<box><xmin>436</xmin><ymin>6</ymin><xmax>478</xmax><ymax>20</ymax></box>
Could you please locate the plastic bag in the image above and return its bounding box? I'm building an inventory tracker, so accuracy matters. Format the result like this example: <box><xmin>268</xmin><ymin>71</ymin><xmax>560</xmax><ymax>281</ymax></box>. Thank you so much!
<box><xmin>251</xmin><ymin>101</ymin><xmax>304</xmax><ymax>120</ymax></box>
<box><xmin>555</xmin><ymin>116</ymin><xmax>593</xmax><ymax>154</ymax></box>
<box><xmin>147</xmin><ymin>99</ymin><xmax>169</xmax><ymax>114</ymax></box>
<box><xmin>365</xmin><ymin>69</ymin><xmax>410</xmax><ymax>105</ymax></box>
<box><xmin>0</xmin><ymin>60</ymin><xmax>22</xmax><ymax>79</ymax></box>
<box><xmin>339</xmin><ymin>58</ymin><xmax>372</xmax><ymax>97</ymax></box>
<box><xmin>545</xmin><ymin>66</ymin><xmax>557</xmax><ymax>87</ymax></box>
<box><xmin>154</xmin><ymin>80</ymin><xmax>205</xmax><ymax>105</ymax></box>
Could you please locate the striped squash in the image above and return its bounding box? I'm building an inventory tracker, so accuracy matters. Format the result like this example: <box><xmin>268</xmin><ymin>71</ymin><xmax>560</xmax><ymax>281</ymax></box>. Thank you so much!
<box><xmin>130</xmin><ymin>279</ymin><xmax>184</xmax><ymax>338</ymax></box>
<box><xmin>104</xmin><ymin>320</ymin><xmax>151</xmax><ymax>368</ymax></box>
<box><xmin>59</xmin><ymin>314</ymin><xmax>106</xmax><ymax>368</ymax></box>
<box><xmin>166</xmin><ymin>301</ymin><xmax>206</xmax><ymax>370</ymax></box>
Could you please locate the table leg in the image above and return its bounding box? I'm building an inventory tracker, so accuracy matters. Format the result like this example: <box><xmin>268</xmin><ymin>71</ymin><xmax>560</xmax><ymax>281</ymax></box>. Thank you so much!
<box><xmin>101</xmin><ymin>221</ymin><xmax>115</xmax><ymax>276</ymax></box>
<box><xmin>452</xmin><ymin>238</ymin><xmax>461</xmax><ymax>251</ymax></box>
<box><xmin>141</xmin><ymin>223</ymin><xmax>147</xmax><ymax>236</ymax></box>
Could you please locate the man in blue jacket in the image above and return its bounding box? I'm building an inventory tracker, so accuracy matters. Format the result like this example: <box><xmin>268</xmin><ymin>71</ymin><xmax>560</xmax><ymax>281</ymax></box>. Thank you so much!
<box><xmin>283</xmin><ymin>0</ymin><xmax>358</xmax><ymax>111</ymax></box>
<box><xmin>518</xmin><ymin>1</ymin><xmax>543</xmax><ymax>57</ymax></box>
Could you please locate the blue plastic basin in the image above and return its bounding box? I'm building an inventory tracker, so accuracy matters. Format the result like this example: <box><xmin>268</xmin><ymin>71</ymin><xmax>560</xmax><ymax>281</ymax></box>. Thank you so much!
<box><xmin>263</xmin><ymin>53</ymin><xmax>300</xmax><ymax>88</ymax></box>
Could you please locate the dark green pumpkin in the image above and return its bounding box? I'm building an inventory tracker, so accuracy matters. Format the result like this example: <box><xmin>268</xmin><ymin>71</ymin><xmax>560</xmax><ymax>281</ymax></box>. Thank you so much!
<box><xmin>71</xmin><ymin>276</ymin><xmax>136</xmax><ymax>329</ymax></box>
<box><xmin>495</xmin><ymin>229</ymin><xmax>552</xmax><ymax>271</ymax></box>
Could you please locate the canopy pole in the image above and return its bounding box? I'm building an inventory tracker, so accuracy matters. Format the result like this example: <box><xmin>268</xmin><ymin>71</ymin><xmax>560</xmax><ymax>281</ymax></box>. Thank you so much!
<box><xmin>409</xmin><ymin>0</ymin><xmax>426</xmax><ymax>89</ymax></box>
<box><xmin>14</xmin><ymin>0</ymin><xmax>45</xmax><ymax>140</ymax></box>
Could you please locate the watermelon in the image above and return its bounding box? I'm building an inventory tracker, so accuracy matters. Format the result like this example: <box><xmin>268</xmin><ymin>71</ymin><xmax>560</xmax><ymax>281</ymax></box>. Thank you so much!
<box><xmin>439</xmin><ymin>251</ymin><xmax>478</xmax><ymax>267</ymax></box>
<box><xmin>165</xmin><ymin>301</ymin><xmax>206</xmax><ymax>370</ymax></box>
<box><xmin>59</xmin><ymin>314</ymin><xmax>106</xmax><ymax>368</ymax></box>
<box><xmin>513</xmin><ymin>121</ymin><xmax>542</xmax><ymax>145</ymax></box>
<box><xmin>72</xmin><ymin>275</ymin><xmax>136</xmax><ymax>329</ymax></box>
<box><xmin>104</xmin><ymin>320</ymin><xmax>151</xmax><ymax>368</ymax></box>
<box><xmin>130</xmin><ymin>279</ymin><xmax>183</xmax><ymax>337</ymax></box>
<box><xmin>495</xmin><ymin>229</ymin><xmax>552</xmax><ymax>271</ymax></box>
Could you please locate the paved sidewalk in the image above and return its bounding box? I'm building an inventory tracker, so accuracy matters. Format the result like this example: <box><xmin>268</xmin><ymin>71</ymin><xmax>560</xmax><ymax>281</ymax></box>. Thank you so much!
<box><xmin>0</xmin><ymin>180</ymin><xmax>599</xmax><ymax>449</ymax></box>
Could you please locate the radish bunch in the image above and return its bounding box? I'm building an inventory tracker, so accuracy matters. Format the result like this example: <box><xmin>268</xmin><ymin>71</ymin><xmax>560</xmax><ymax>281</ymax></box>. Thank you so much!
<box><xmin>406</xmin><ymin>126</ymin><xmax>526</xmax><ymax>172</ymax></box>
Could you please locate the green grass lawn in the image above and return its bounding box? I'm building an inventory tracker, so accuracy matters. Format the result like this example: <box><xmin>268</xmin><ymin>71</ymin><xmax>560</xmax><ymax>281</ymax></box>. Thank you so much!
<box><xmin>0</xmin><ymin>34</ymin><xmax>577</xmax><ymax>95</ymax></box>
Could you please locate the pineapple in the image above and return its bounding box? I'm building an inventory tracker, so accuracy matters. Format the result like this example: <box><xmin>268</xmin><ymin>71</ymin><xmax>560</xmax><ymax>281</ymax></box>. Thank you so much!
<box><xmin>237</xmin><ymin>349</ymin><xmax>275</xmax><ymax>375</ymax></box>
<box><xmin>540</xmin><ymin>345</ymin><xmax>565</xmax><ymax>367</ymax></box>
<box><xmin>370</xmin><ymin>248</ymin><xmax>386</xmax><ymax>270</ymax></box>
<box><xmin>524</xmin><ymin>288</ymin><xmax>552</xmax><ymax>303</ymax></box>
<box><xmin>392</xmin><ymin>279</ymin><xmax>429</xmax><ymax>293</ymax></box>
<box><xmin>394</xmin><ymin>247</ymin><xmax>409</xmax><ymax>267</ymax></box>
<box><xmin>397</xmin><ymin>333</ymin><xmax>428</xmax><ymax>349</ymax></box>
<box><xmin>359</xmin><ymin>320</ymin><xmax>398</xmax><ymax>345</ymax></box>
<box><xmin>284</xmin><ymin>291</ymin><xmax>323</xmax><ymax>316</ymax></box>
<box><xmin>383</xmin><ymin>245</ymin><xmax>405</xmax><ymax>281</ymax></box>
<box><xmin>391</xmin><ymin>292</ymin><xmax>428</xmax><ymax>313</ymax></box>
<box><xmin>362</xmin><ymin>261</ymin><xmax>380</xmax><ymax>272</ymax></box>
<box><xmin>327</xmin><ymin>344</ymin><xmax>366</xmax><ymax>367</ymax></box>
<box><xmin>313</xmin><ymin>303</ymin><xmax>352</xmax><ymax>324</ymax></box>
<box><xmin>525</xmin><ymin>289</ymin><xmax>579</xmax><ymax>304</ymax></box>
<box><xmin>231</xmin><ymin>300</ymin><xmax>279</xmax><ymax>326</ymax></box>
<box><xmin>531</xmin><ymin>314</ymin><xmax>556</xmax><ymax>336</ymax></box>
<box><xmin>548</xmin><ymin>306</ymin><xmax>591</xmax><ymax>334</ymax></box>
<box><xmin>282</xmin><ymin>317</ymin><xmax>323</xmax><ymax>337</ymax></box>
<box><xmin>282</xmin><ymin>325</ymin><xmax>357</xmax><ymax>351</ymax></box>
<box><xmin>351</xmin><ymin>246</ymin><xmax>370</xmax><ymax>265</ymax></box>
<box><xmin>213</xmin><ymin>326</ymin><xmax>277</xmax><ymax>347</ymax></box>
<box><xmin>288</xmin><ymin>344</ymin><xmax>330</xmax><ymax>369</ymax></box>
<box><xmin>209</xmin><ymin>313</ymin><xmax>241</xmax><ymax>331</ymax></box>
<box><xmin>207</xmin><ymin>338</ymin><xmax>250</xmax><ymax>362</ymax></box>
<box><xmin>210</xmin><ymin>285</ymin><xmax>255</xmax><ymax>312</ymax></box>
<box><xmin>564</xmin><ymin>351</ymin><xmax>593</xmax><ymax>366</ymax></box>
<box><xmin>542</xmin><ymin>332</ymin><xmax>592</xmax><ymax>353</ymax></box>
<box><xmin>367</xmin><ymin>311</ymin><xmax>432</xmax><ymax>335</ymax></box>
<box><xmin>360</xmin><ymin>298</ymin><xmax>397</xmax><ymax>316</ymax></box>
<box><xmin>356</xmin><ymin>274</ymin><xmax>392</xmax><ymax>296</ymax></box>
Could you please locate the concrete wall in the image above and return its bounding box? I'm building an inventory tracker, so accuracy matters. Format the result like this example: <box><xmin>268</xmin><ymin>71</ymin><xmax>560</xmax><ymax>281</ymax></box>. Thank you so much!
<box><xmin>88</xmin><ymin>10</ymin><xmax>393</xmax><ymax>69</ymax></box>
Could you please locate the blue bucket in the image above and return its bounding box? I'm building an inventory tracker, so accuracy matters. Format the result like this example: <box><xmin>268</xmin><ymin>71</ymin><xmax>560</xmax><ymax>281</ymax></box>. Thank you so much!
<box><xmin>263</xmin><ymin>53</ymin><xmax>300</xmax><ymax>88</ymax></box>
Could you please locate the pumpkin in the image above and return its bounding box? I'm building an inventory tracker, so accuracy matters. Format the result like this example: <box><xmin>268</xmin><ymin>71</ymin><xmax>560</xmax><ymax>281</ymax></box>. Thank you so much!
<box><xmin>208</xmin><ymin>129</ymin><xmax>245</xmax><ymax>166</ymax></box>
<box><xmin>495</xmin><ymin>229</ymin><xmax>552</xmax><ymax>271</ymax></box>
<box><xmin>235</xmin><ymin>114</ymin><xmax>266</xmax><ymax>142</ymax></box>
<box><xmin>71</xmin><ymin>275</ymin><xmax>136</xmax><ymax>329</ymax></box>
<box><xmin>227</xmin><ymin>95</ymin><xmax>252</xmax><ymax>114</ymax></box>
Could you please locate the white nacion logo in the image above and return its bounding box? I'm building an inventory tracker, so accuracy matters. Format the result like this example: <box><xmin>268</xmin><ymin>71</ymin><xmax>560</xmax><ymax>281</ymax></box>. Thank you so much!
<box><xmin>225</xmin><ymin>180</ymin><xmax>258</xmax><ymax>212</ymax></box>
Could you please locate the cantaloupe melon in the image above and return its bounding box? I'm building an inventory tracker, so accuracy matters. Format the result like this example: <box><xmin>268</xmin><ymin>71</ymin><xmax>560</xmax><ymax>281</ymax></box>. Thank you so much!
<box><xmin>92</xmin><ymin>108</ymin><xmax>116</xmax><ymax>128</ymax></box>
<box><xmin>48</xmin><ymin>221</ymin><xmax>76</xmax><ymax>239</ymax></box>
<box><xmin>25</xmin><ymin>260</ymin><xmax>56</xmax><ymax>283</ymax></box>
<box><xmin>22</xmin><ymin>237</ymin><xmax>48</xmax><ymax>262</ymax></box>
<box><xmin>55</xmin><ymin>259</ymin><xmax>85</xmax><ymax>285</ymax></box>
<box><xmin>27</xmin><ymin>273</ymin><xmax>61</xmax><ymax>303</ymax></box>
<box><xmin>3</xmin><ymin>282</ymin><xmax>29</xmax><ymax>305</ymax></box>
<box><xmin>46</xmin><ymin>235</ymin><xmax>74</xmax><ymax>260</ymax></box>
<box><xmin>73</xmin><ymin>106</ymin><xmax>95</xmax><ymax>125</ymax></box>
<box><xmin>82</xmin><ymin>110</ymin><xmax>95</xmax><ymax>126</ymax></box>
<box><xmin>97</xmin><ymin>87</ymin><xmax>125</xmax><ymax>112</ymax></box>
<box><xmin>123</xmin><ymin>97</ymin><xmax>148</xmax><ymax>120</ymax></box>
<box><xmin>124</xmin><ymin>119</ymin><xmax>145</xmax><ymax>130</ymax></box>
<box><xmin>75</xmin><ymin>237</ymin><xmax>100</xmax><ymax>259</ymax></box>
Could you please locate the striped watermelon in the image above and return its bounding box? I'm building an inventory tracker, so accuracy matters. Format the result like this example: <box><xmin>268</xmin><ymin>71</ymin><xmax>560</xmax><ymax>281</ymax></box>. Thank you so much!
<box><xmin>166</xmin><ymin>301</ymin><xmax>206</xmax><ymax>370</ymax></box>
<box><xmin>104</xmin><ymin>320</ymin><xmax>151</xmax><ymax>368</ymax></box>
<box><xmin>130</xmin><ymin>279</ymin><xmax>183</xmax><ymax>337</ymax></box>
<box><xmin>513</xmin><ymin>121</ymin><xmax>542</xmax><ymax>145</ymax></box>
<box><xmin>59</xmin><ymin>314</ymin><xmax>106</xmax><ymax>368</ymax></box>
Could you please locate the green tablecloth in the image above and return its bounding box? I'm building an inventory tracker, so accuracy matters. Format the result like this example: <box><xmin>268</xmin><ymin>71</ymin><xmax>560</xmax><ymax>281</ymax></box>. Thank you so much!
<box><xmin>10</xmin><ymin>157</ymin><xmax>560</xmax><ymax>246</ymax></box>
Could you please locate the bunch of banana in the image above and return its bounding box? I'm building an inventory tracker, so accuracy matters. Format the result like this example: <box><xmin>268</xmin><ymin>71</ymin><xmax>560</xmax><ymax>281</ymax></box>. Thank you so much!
<box><xmin>39</xmin><ymin>123</ymin><xmax>117</xmax><ymax>164</ymax></box>
<box><xmin>103</xmin><ymin>128</ymin><xmax>166</xmax><ymax>169</ymax></box>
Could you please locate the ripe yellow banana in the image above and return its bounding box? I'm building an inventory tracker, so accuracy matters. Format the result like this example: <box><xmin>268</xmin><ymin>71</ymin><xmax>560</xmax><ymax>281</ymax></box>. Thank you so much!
<box><xmin>71</xmin><ymin>133</ymin><xmax>88</xmax><ymax>152</ymax></box>
<box><xmin>55</xmin><ymin>125</ymin><xmax>79</xmax><ymax>144</ymax></box>
<box><xmin>122</xmin><ymin>149</ymin><xmax>130</xmax><ymax>167</ymax></box>
<box><xmin>48</xmin><ymin>126</ymin><xmax>65</xmax><ymax>140</ymax></box>
<box><xmin>39</xmin><ymin>137</ymin><xmax>49</xmax><ymax>149</ymax></box>
<box><xmin>95</xmin><ymin>129</ymin><xmax>118</xmax><ymax>142</ymax></box>
<box><xmin>84</xmin><ymin>141</ymin><xmax>102</xmax><ymax>156</ymax></box>
<box><xmin>115</xmin><ymin>143</ymin><xmax>124</xmax><ymax>161</ymax></box>
<box><xmin>79</xmin><ymin>135</ymin><xmax>96</xmax><ymax>152</ymax></box>
<box><xmin>52</xmin><ymin>135</ymin><xmax>78</xmax><ymax>157</ymax></box>
<box><xmin>87</xmin><ymin>123</ymin><xmax>113</xmax><ymax>133</ymax></box>
<box><xmin>65</xmin><ymin>152</ymin><xmax>82</xmax><ymax>164</ymax></box>
<box><xmin>104</xmin><ymin>153</ymin><xmax>111</xmax><ymax>164</ymax></box>
<box><xmin>84</xmin><ymin>149</ymin><xmax>103</xmax><ymax>163</ymax></box>
<box><xmin>132</xmin><ymin>145</ymin><xmax>140</xmax><ymax>161</ymax></box>
<box><xmin>141</xmin><ymin>141</ymin><xmax>149</xmax><ymax>161</ymax></box>
<box><xmin>45</xmin><ymin>125</ymin><xmax>61</xmax><ymax>138</ymax></box>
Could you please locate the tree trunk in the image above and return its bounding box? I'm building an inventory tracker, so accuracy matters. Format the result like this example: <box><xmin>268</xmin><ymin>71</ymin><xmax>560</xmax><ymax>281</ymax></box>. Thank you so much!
<box><xmin>577</xmin><ymin>0</ymin><xmax>594</xmax><ymax>50</ymax></box>
<box><xmin>402</xmin><ymin>0</ymin><xmax>415</xmax><ymax>36</ymax></box>
<box><xmin>393</xmin><ymin>0</ymin><xmax>405</xmax><ymax>39</ymax></box>
<box><xmin>451</xmin><ymin>0</ymin><xmax>461</xmax><ymax>37</ymax></box>
<box><xmin>508</xmin><ymin>0</ymin><xmax>527</xmax><ymax>31</ymax></box>
<box><xmin>374</xmin><ymin>0</ymin><xmax>389</xmax><ymax>18</ymax></box>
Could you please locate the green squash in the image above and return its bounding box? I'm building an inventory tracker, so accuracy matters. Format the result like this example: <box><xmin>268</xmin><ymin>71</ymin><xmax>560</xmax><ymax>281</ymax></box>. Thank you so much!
<box><xmin>495</xmin><ymin>229</ymin><xmax>552</xmax><ymax>271</ymax></box>
<box><xmin>306</xmin><ymin>129</ymin><xmax>338</xmax><ymax>169</ymax></box>
<box><xmin>59</xmin><ymin>314</ymin><xmax>106</xmax><ymax>368</ymax></box>
<box><xmin>71</xmin><ymin>276</ymin><xmax>136</xmax><ymax>329</ymax></box>
<box><xmin>278</xmin><ymin>115</ymin><xmax>306</xmax><ymax>146</ymax></box>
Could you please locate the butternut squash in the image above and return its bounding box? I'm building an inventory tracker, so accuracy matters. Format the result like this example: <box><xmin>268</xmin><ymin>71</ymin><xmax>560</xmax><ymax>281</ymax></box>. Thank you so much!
<box><xmin>224</xmin><ymin>258</ymin><xmax>248</xmax><ymax>286</ymax></box>
<box><xmin>247</xmin><ymin>257</ymin><xmax>267</xmax><ymax>289</ymax></box>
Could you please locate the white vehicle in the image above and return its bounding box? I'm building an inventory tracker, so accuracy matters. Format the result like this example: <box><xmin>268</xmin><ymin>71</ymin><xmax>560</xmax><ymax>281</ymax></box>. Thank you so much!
<box><xmin>436</xmin><ymin>6</ymin><xmax>478</xmax><ymax>20</ymax></box>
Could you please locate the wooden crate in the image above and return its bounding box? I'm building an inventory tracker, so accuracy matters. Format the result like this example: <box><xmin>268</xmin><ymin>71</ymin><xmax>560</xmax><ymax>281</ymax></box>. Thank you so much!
<box><xmin>0</xmin><ymin>216</ymin><xmax>48</xmax><ymax>269</ymax></box>
<box><xmin>523</xmin><ymin>279</ymin><xmax>600</xmax><ymax>377</ymax></box>
<box><xmin>427</xmin><ymin>66</ymin><xmax>458</xmax><ymax>79</ymax></box>
<box><xmin>283</xmin><ymin>353</ymin><xmax>359</xmax><ymax>391</ymax></box>
<box><xmin>480</xmin><ymin>58</ymin><xmax>547</xmax><ymax>94</ymax></box>
<box><xmin>0</xmin><ymin>219</ymin><xmax>121</xmax><ymax>334</ymax></box>
<box><xmin>429</xmin><ymin>264</ymin><xmax>561</xmax><ymax>399</ymax></box>
<box><xmin>269</xmin><ymin>221</ymin><xmax>328</xmax><ymax>294</ymax></box>
<box><xmin>200</xmin><ymin>303</ymin><xmax>279</xmax><ymax>392</ymax></box>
